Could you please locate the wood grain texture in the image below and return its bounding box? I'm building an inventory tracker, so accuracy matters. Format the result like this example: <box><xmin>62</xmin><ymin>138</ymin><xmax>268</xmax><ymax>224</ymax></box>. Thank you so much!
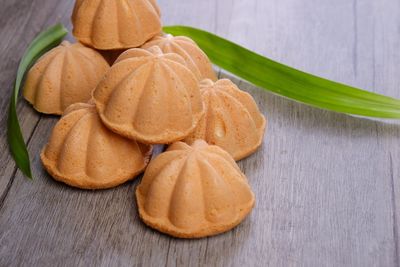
<box><xmin>0</xmin><ymin>0</ymin><xmax>399</xmax><ymax>266</ymax></box>
<box><xmin>0</xmin><ymin>0</ymin><xmax>73</xmax><ymax>207</ymax></box>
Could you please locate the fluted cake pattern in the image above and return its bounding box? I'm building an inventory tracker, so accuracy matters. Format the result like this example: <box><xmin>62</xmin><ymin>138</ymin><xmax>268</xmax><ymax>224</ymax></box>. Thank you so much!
<box><xmin>41</xmin><ymin>102</ymin><xmax>152</xmax><ymax>189</ymax></box>
<box><xmin>72</xmin><ymin>0</ymin><xmax>162</xmax><ymax>50</ymax></box>
<box><xmin>94</xmin><ymin>47</ymin><xmax>204</xmax><ymax>144</ymax></box>
<box><xmin>23</xmin><ymin>41</ymin><xmax>109</xmax><ymax>115</ymax></box>
<box><xmin>136</xmin><ymin>140</ymin><xmax>255</xmax><ymax>238</ymax></box>
<box><xmin>141</xmin><ymin>34</ymin><xmax>217</xmax><ymax>81</ymax></box>
<box><xmin>185</xmin><ymin>79</ymin><xmax>266</xmax><ymax>160</ymax></box>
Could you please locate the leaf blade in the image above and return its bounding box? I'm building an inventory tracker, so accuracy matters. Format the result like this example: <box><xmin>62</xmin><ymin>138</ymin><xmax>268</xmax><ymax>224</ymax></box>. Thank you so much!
<box><xmin>164</xmin><ymin>25</ymin><xmax>400</xmax><ymax>118</ymax></box>
<box><xmin>7</xmin><ymin>23</ymin><xmax>68</xmax><ymax>179</ymax></box>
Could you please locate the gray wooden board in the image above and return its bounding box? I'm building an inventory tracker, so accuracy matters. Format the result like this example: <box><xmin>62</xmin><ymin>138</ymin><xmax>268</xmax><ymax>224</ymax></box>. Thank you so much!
<box><xmin>0</xmin><ymin>0</ymin><xmax>399</xmax><ymax>266</ymax></box>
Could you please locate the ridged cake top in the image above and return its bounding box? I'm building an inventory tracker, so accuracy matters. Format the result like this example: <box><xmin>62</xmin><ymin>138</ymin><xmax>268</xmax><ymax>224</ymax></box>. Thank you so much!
<box><xmin>136</xmin><ymin>140</ymin><xmax>255</xmax><ymax>238</ymax></box>
<box><xmin>41</xmin><ymin>102</ymin><xmax>152</xmax><ymax>189</ymax></box>
<box><xmin>142</xmin><ymin>34</ymin><xmax>217</xmax><ymax>81</ymax></box>
<box><xmin>72</xmin><ymin>0</ymin><xmax>162</xmax><ymax>49</ymax></box>
<box><xmin>23</xmin><ymin>41</ymin><xmax>109</xmax><ymax>115</ymax></box>
<box><xmin>185</xmin><ymin>79</ymin><xmax>266</xmax><ymax>160</ymax></box>
<box><xmin>93</xmin><ymin>47</ymin><xmax>204</xmax><ymax>144</ymax></box>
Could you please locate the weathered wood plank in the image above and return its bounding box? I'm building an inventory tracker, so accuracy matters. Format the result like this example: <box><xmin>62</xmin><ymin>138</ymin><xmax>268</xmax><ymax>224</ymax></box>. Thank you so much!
<box><xmin>0</xmin><ymin>0</ymin><xmax>399</xmax><ymax>266</ymax></box>
<box><xmin>0</xmin><ymin>0</ymin><xmax>74</xmax><ymax>204</ymax></box>
<box><xmin>0</xmin><ymin>117</ymin><xmax>171</xmax><ymax>267</ymax></box>
<box><xmin>370</xmin><ymin>0</ymin><xmax>400</xmax><ymax>263</ymax></box>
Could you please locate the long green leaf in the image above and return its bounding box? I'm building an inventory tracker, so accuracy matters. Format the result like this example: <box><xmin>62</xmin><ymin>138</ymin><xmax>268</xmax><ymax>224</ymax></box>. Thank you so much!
<box><xmin>8</xmin><ymin>24</ymin><xmax>68</xmax><ymax>179</ymax></box>
<box><xmin>164</xmin><ymin>25</ymin><xmax>400</xmax><ymax>118</ymax></box>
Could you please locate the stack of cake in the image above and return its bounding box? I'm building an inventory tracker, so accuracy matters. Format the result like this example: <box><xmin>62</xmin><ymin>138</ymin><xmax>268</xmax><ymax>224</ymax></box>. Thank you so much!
<box><xmin>23</xmin><ymin>0</ymin><xmax>266</xmax><ymax>239</ymax></box>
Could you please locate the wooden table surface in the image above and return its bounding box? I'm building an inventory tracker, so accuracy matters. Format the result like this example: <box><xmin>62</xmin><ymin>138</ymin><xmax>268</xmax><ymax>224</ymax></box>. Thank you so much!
<box><xmin>1</xmin><ymin>0</ymin><xmax>400</xmax><ymax>266</ymax></box>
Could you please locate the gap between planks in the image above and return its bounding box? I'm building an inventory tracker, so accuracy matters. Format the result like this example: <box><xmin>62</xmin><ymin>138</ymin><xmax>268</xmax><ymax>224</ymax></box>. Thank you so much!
<box><xmin>0</xmin><ymin>114</ymin><xmax>42</xmax><ymax>211</ymax></box>
<box><xmin>0</xmin><ymin>0</ymin><xmax>74</xmax><ymax>210</ymax></box>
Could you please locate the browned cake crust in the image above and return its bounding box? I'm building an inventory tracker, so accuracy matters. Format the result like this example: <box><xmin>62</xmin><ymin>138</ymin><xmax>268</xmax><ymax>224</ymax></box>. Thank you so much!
<box><xmin>72</xmin><ymin>0</ymin><xmax>162</xmax><ymax>50</ymax></box>
<box><xmin>23</xmin><ymin>41</ymin><xmax>109</xmax><ymax>115</ymax></box>
<box><xmin>41</xmin><ymin>102</ymin><xmax>152</xmax><ymax>190</ymax></box>
<box><xmin>93</xmin><ymin>47</ymin><xmax>205</xmax><ymax>144</ymax></box>
<box><xmin>136</xmin><ymin>140</ymin><xmax>256</xmax><ymax>238</ymax></box>
<box><xmin>185</xmin><ymin>79</ymin><xmax>266</xmax><ymax>161</ymax></box>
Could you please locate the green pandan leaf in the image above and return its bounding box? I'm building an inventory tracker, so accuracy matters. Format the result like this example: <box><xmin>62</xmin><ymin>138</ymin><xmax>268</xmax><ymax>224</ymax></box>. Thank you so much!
<box><xmin>164</xmin><ymin>25</ymin><xmax>400</xmax><ymax>118</ymax></box>
<box><xmin>8</xmin><ymin>23</ymin><xmax>68</xmax><ymax>179</ymax></box>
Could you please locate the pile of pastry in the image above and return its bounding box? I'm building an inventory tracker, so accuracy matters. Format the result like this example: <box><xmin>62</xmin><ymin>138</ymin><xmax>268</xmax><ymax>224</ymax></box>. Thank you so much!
<box><xmin>23</xmin><ymin>0</ymin><xmax>266</xmax><ymax>238</ymax></box>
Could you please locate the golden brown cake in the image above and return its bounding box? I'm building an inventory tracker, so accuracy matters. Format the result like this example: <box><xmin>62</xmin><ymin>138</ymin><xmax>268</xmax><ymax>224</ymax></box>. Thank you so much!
<box><xmin>136</xmin><ymin>140</ymin><xmax>255</xmax><ymax>238</ymax></box>
<box><xmin>141</xmin><ymin>34</ymin><xmax>217</xmax><ymax>81</ymax></box>
<box><xmin>23</xmin><ymin>41</ymin><xmax>109</xmax><ymax>115</ymax></box>
<box><xmin>41</xmin><ymin>102</ymin><xmax>152</xmax><ymax>190</ymax></box>
<box><xmin>184</xmin><ymin>79</ymin><xmax>266</xmax><ymax>160</ymax></box>
<box><xmin>93</xmin><ymin>47</ymin><xmax>204</xmax><ymax>144</ymax></box>
<box><xmin>72</xmin><ymin>0</ymin><xmax>162</xmax><ymax>50</ymax></box>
